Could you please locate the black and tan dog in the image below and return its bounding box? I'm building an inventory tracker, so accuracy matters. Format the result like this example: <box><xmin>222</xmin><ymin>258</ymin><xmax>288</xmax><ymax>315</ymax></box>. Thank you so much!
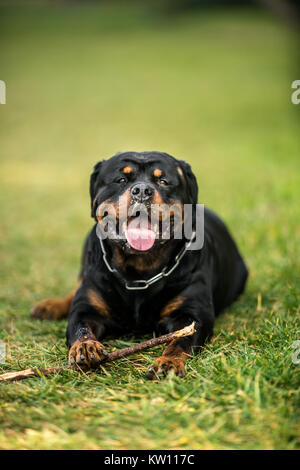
<box><xmin>31</xmin><ymin>151</ymin><xmax>248</xmax><ymax>379</ymax></box>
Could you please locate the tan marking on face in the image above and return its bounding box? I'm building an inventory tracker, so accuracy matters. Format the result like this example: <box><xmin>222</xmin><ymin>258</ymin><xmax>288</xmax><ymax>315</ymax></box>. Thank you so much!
<box><xmin>117</xmin><ymin>188</ymin><xmax>130</xmax><ymax>218</ymax></box>
<box><xmin>151</xmin><ymin>200</ymin><xmax>184</xmax><ymax>223</ymax></box>
<box><xmin>96</xmin><ymin>199</ymin><xmax>117</xmax><ymax>224</ymax></box>
<box><xmin>160</xmin><ymin>295</ymin><xmax>185</xmax><ymax>319</ymax></box>
<box><xmin>87</xmin><ymin>289</ymin><xmax>110</xmax><ymax>317</ymax></box>
<box><xmin>153</xmin><ymin>189</ymin><xmax>164</xmax><ymax>205</ymax></box>
<box><xmin>153</xmin><ymin>168</ymin><xmax>162</xmax><ymax>178</ymax></box>
<box><xmin>123</xmin><ymin>166</ymin><xmax>133</xmax><ymax>174</ymax></box>
<box><xmin>169</xmin><ymin>201</ymin><xmax>184</xmax><ymax>224</ymax></box>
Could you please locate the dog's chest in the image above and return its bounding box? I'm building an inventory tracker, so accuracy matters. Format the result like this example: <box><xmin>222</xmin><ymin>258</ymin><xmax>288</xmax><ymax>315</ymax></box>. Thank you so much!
<box><xmin>132</xmin><ymin>295</ymin><xmax>157</xmax><ymax>330</ymax></box>
<box><xmin>110</xmin><ymin>289</ymin><xmax>163</xmax><ymax>333</ymax></box>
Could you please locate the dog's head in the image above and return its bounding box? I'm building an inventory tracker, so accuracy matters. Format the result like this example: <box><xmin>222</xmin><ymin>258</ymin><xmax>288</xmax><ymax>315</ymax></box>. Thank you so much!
<box><xmin>90</xmin><ymin>151</ymin><xmax>198</xmax><ymax>259</ymax></box>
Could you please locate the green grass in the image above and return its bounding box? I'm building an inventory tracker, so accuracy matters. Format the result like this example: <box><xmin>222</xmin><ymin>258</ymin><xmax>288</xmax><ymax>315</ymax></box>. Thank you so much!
<box><xmin>0</xmin><ymin>2</ymin><xmax>299</xmax><ymax>450</ymax></box>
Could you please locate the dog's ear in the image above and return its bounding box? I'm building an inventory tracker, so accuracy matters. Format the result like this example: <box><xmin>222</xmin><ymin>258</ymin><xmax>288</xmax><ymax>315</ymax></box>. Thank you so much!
<box><xmin>90</xmin><ymin>160</ymin><xmax>105</xmax><ymax>218</ymax></box>
<box><xmin>177</xmin><ymin>160</ymin><xmax>198</xmax><ymax>204</ymax></box>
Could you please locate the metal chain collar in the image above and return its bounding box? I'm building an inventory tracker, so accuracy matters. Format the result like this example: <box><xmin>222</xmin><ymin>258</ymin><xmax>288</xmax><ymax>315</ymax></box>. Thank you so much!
<box><xmin>99</xmin><ymin>232</ymin><xmax>196</xmax><ymax>291</ymax></box>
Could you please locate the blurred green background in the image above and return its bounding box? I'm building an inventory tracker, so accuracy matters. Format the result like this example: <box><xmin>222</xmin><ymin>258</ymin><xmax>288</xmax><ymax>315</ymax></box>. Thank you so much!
<box><xmin>0</xmin><ymin>0</ymin><xmax>299</xmax><ymax>450</ymax></box>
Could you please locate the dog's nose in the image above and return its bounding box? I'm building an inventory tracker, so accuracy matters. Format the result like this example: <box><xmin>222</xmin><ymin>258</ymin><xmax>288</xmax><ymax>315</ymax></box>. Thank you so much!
<box><xmin>130</xmin><ymin>183</ymin><xmax>154</xmax><ymax>202</ymax></box>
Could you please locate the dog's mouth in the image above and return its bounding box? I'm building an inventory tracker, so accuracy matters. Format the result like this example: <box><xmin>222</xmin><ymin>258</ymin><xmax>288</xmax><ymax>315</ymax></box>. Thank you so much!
<box><xmin>97</xmin><ymin>201</ymin><xmax>180</xmax><ymax>253</ymax></box>
<box><xmin>125</xmin><ymin>216</ymin><xmax>156</xmax><ymax>252</ymax></box>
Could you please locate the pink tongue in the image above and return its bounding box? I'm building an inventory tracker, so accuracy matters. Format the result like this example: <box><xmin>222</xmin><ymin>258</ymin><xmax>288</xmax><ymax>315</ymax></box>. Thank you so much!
<box><xmin>125</xmin><ymin>220</ymin><xmax>156</xmax><ymax>251</ymax></box>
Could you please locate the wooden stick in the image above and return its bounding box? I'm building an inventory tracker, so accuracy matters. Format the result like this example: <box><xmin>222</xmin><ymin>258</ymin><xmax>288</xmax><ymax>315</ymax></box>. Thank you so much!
<box><xmin>0</xmin><ymin>366</ymin><xmax>63</xmax><ymax>383</ymax></box>
<box><xmin>0</xmin><ymin>322</ymin><xmax>196</xmax><ymax>383</ymax></box>
<box><xmin>107</xmin><ymin>321</ymin><xmax>195</xmax><ymax>361</ymax></box>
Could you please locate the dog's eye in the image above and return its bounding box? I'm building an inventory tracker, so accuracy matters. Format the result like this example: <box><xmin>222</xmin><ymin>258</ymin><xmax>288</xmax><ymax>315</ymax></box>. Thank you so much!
<box><xmin>117</xmin><ymin>177</ymin><xmax>127</xmax><ymax>184</ymax></box>
<box><xmin>159</xmin><ymin>179</ymin><xmax>168</xmax><ymax>186</ymax></box>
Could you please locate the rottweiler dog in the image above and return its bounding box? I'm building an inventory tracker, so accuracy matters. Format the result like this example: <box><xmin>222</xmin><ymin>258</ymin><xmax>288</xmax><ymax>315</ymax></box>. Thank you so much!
<box><xmin>31</xmin><ymin>151</ymin><xmax>248</xmax><ymax>379</ymax></box>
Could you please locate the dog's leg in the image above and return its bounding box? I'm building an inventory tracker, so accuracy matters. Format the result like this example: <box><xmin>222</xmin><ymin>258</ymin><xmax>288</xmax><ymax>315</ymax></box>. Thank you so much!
<box><xmin>66</xmin><ymin>286</ymin><xmax>111</xmax><ymax>369</ymax></box>
<box><xmin>30</xmin><ymin>281</ymin><xmax>81</xmax><ymax>320</ymax></box>
<box><xmin>147</xmin><ymin>295</ymin><xmax>214</xmax><ymax>379</ymax></box>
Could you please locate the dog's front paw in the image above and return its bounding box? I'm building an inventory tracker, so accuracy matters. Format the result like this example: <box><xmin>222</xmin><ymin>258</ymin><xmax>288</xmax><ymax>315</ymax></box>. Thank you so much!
<box><xmin>69</xmin><ymin>339</ymin><xmax>108</xmax><ymax>369</ymax></box>
<box><xmin>146</xmin><ymin>356</ymin><xmax>186</xmax><ymax>380</ymax></box>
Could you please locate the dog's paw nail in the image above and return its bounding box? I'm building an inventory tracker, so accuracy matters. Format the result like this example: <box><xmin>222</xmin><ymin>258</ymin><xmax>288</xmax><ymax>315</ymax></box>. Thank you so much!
<box><xmin>80</xmin><ymin>354</ymin><xmax>85</xmax><ymax>361</ymax></box>
<box><xmin>90</xmin><ymin>353</ymin><xmax>95</xmax><ymax>359</ymax></box>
